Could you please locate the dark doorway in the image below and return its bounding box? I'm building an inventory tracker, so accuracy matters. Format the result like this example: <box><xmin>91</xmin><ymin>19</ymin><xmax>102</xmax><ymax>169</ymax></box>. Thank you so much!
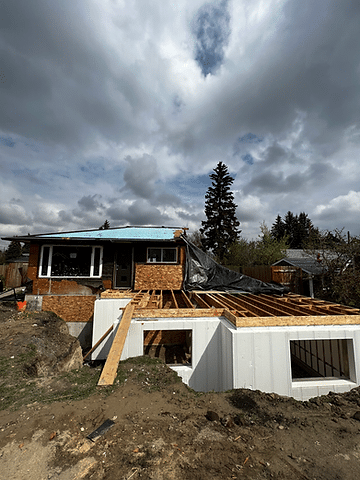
<box><xmin>115</xmin><ymin>245</ymin><xmax>133</xmax><ymax>288</ymax></box>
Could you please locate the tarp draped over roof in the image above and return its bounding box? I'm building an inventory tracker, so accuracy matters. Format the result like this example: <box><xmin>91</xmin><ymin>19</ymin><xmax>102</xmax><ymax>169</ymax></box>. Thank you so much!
<box><xmin>183</xmin><ymin>238</ymin><xmax>288</xmax><ymax>295</ymax></box>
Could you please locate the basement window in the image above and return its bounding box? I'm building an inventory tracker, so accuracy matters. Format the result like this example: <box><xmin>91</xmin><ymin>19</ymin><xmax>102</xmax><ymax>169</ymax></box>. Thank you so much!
<box><xmin>290</xmin><ymin>339</ymin><xmax>355</xmax><ymax>381</ymax></box>
<box><xmin>39</xmin><ymin>245</ymin><xmax>103</xmax><ymax>278</ymax></box>
<box><xmin>143</xmin><ymin>330</ymin><xmax>192</xmax><ymax>365</ymax></box>
<box><xmin>147</xmin><ymin>247</ymin><xmax>177</xmax><ymax>263</ymax></box>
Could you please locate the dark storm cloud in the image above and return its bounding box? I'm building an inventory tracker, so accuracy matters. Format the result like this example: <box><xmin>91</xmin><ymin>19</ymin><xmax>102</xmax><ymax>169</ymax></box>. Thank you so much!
<box><xmin>176</xmin><ymin>210</ymin><xmax>204</xmax><ymax>223</ymax></box>
<box><xmin>78</xmin><ymin>195</ymin><xmax>104</xmax><ymax>212</ymax></box>
<box><xmin>107</xmin><ymin>200</ymin><xmax>170</xmax><ymax>226</ymax></box>
<box><xmin>180</xmin><ymin>0</ymin><xmax>360</xmax><ymax>162</ymax></box>
<box><xmin>122</xmin><ymin>155</ymin><xmax>158</xmax><ymax>200</ymax></box>
<box><xmin>121</xmin><ymin>155</ymin><xmax>183</xmax><ymax>208</ymax></box>
<box><xmin>192</xmin><ymin>0</ymin><xmax>230</xmax><ymax>76</ymax></box>
<box><xmin>245</xmin><ymin>161</ymin><xmax>338</xmax><ymax>195</ymax></box>
<box><xmin>0</xmin><ymin>1</ymin><xmax>146</xmax><ymax>146</ymax></box>
<box><xmin>0</xmin><ymin>204</ymin><xmax>27</xmax><ymax>225</ymax></box>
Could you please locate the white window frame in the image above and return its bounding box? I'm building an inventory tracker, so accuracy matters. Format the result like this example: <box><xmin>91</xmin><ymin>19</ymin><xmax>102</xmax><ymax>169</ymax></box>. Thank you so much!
<box><xmin>146</xmin><ymin>247</ymin><xmax>178</xmax><ymax>264</ymax></box>
<box><xmin>39</xmin><ymin>244</ymin><xmax>103</xmax><ymax>278</ymax></box>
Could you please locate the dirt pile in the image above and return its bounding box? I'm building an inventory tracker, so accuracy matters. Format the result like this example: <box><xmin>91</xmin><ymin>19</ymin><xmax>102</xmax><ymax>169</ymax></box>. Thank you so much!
<box><xmin>1</xmin><ymin>303</ymin><xmax>360</xmax><ymax>479</ymax></box>
<box><xmin>0</xmin><ymin>303</ymin><xmax>83</xmax><ymax>377</ymax></box>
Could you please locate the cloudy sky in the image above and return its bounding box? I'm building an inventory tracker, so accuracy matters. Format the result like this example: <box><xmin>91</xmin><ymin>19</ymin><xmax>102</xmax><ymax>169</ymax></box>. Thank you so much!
<box><xmin>1</xmin><ymin>0</ymin><xmax>360</xmax><ymax>248</ymax></box>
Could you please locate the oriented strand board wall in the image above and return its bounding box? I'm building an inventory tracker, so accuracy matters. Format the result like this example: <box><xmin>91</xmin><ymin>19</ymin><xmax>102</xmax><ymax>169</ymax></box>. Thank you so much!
<box><xmin>42</xmin><ymin>295</ymin><xmax>96</xmax><ymax>323</ymax></box>
<box><xmin>134</xmin><ymin>264</ymin><xmax>184</xmax><ymax>290</ymax></box>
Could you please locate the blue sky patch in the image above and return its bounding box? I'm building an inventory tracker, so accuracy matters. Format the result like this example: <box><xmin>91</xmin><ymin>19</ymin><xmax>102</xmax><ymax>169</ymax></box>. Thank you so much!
<box><xmin>193</xmin><ymin>0</ymin><xmax>230</xmax><ymax>76</ymax></box>
<box><xmin>237</xmin><ymin>133</ymin><xmax>263</xmax><ymax>144</ymax></box>
<box><xmin>241</xmin><ymin>153</ymin><xmax>254</xmax><ymax>165</ymax></box>
<box><xmin>0</xmin><ymin>136</ymin><xmax>15</xmax><ymax>148</ymax></box>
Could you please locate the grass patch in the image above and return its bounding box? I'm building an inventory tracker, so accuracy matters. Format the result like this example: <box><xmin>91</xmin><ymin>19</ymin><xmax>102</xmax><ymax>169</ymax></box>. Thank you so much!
<box><xmin>0</xmin><ymin>353</ymin><xmax>185</xmax><ymax>411</ymax></box>
<box><xmin>0</xmin><ymin>352</ymin><xmax>128</xmax><ymax>411</ymax></box>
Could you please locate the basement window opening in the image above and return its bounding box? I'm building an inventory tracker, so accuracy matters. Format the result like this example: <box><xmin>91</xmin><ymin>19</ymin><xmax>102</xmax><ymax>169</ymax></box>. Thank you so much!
<box><xmin>147</xmin><ymin>247</ymin><xmax>177</xmax><ymax>263</ymax></box>
<box><xmin>39</xmin><ymin>245</ymin><xmax>103</xmax><ymax>278</ymax></box>
<box><xmin>143</xmin><ymin>330</ymin><xmax>192</xmax><ymax>366</ymax></box>
<box><xmin>290</xmin><ymin>339</ymin><xmax>354</xmax><ymax>382</ymax></box>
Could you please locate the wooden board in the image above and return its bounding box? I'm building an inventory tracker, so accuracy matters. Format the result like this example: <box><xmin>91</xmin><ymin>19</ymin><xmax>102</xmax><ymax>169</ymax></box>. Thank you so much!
<box><xmin>235</xmin><ymin>314</ymin><xmax>360</xmax><ymax>328</ymax></box>
<box><xmin>98</xmin><ymin>303</ymin><xmax>135</xmax><ymax>386</ymax></box>
<box><xmin>134</xmin><ymin>308</ymin><xmax>225</xmax><ymax>318</ymax></box>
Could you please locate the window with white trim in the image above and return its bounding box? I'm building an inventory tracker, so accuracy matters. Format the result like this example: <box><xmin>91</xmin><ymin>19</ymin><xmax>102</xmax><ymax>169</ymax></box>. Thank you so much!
<box><xmin>39</xmin><ymin>245</ymin><xmax>103</xmax><ymax>278</ymax></box>
<box><xmin>147</xmin><ymin>247</ymin><xmax>177</xmax><ymax>263</ymax></box>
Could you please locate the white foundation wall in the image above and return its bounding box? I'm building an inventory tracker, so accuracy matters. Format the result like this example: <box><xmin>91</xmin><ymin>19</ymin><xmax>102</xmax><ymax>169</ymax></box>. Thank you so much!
<box><xmin>91</xmin><ymin>299</ymin><xmax>360</xmax><ymax>400</ymax></box>
<box><xmin>232</xmin><ymin>325</ymin><xmax>360</xmax><ymax>401</ymax></box>
<box><xmin>121</xmin><ymin>317</ymin><xmax>229</xmax><ymax>392</ymax></box>
<box><xmin>91</xmin><ymin>298</ymin><xmax>132</xmax><ymax>360</ymax></box>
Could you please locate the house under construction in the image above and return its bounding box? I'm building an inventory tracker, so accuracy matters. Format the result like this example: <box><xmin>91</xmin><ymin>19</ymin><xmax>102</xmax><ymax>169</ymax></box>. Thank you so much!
<box><xmin>3</xmin><ymin>226</ymin><xmax>360</xmax><ymax>401</ymax></box>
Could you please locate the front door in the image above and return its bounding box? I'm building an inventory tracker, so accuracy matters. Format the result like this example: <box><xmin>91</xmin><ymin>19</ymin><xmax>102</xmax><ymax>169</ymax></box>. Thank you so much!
<box><xmin>115</xmin><ymin>245</ymin><xmax>133</xmax><ymax>288</ymax></box>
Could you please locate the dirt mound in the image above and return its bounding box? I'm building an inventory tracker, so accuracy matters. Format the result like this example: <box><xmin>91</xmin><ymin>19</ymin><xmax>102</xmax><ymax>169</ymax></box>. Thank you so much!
<box><xmin>0</xmin><ymin>303</ymin><xmax>83</xmax><ymax>377</ymax></box>
<box><xmin>1</xmin><ymin>304</ymin><xmax>360</xmax><ymax>479</ymax></box>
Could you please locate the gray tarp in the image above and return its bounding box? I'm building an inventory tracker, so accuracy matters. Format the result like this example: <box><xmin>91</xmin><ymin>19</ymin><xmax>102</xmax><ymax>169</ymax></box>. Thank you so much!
<box><xmin>183</xmin><ymin>239</ymin><xmax>288</xmax><ymax>295</ymax></box>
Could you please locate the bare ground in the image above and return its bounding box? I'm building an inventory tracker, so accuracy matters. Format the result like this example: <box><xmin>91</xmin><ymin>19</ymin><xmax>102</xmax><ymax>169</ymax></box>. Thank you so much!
<box><xmin>1</xmin><ymin>303</ymin><xmax>360</xmax><ymax>480</ymax></box>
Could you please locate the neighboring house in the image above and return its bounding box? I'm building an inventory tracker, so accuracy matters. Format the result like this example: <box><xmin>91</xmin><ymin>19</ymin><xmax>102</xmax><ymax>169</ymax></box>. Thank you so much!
<box><xmin>272</xmin><ymin>249</ymin><xmax>326</xmax><ymax>297</ymax></box>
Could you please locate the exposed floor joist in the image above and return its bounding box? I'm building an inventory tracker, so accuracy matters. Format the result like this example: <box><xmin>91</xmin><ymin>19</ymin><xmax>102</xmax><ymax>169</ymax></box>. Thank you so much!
<box><xmin>100</xmin><ymin>289</ymin><xmax>360</xmax><ymax>327</ymax></box>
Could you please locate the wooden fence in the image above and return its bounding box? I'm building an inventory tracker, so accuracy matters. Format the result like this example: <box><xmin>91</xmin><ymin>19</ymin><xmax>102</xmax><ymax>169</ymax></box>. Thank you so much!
<box><xmin>227</xmin><ymin>265</ymin><xmax>273</xmax><ymax>283</ymax></box>
<box><xmin>0</xmin><ymin>262</ymin><xmax>28</xmax><ymax>289</ymax></box>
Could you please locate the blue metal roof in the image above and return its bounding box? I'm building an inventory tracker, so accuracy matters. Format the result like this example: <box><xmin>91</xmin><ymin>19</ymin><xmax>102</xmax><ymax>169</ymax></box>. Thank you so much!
<box><xmin>30</xmin><ymin>226</ymin><xmax>184</xmax><ymax>242</ymax></box>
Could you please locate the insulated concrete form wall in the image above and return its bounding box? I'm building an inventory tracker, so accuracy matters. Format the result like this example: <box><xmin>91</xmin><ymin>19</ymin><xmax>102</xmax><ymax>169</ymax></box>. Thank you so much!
<box><xmin>91</xmin><ymin>298</ymin><xmax>132</xmax><ymax>360</ymax></box>
<box><xmin>231</xmin><ymin>325</ymin><xmax>359</xmax><ymax>401</ymax></box>
<box><xmin>121</xmin><ymin>317</ymin><xmax>228</xmax><ymax>392</ymax></box>
<box><xmin>91</xmin><ymin>300</ymin><xmax>360</xmax><ymax>400</ymax></box>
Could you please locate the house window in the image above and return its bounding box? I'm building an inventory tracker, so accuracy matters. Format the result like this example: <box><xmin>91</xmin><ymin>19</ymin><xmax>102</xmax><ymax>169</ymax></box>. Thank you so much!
<box><xmin>290</xmin><ymin>339</ymin><xmax>354</xmax><ymax>381</ymax></box>
<box><xmin>39</xmin><ymin>245</ymin><xmax>103</xmax><ymax>278</ymax></box>
<box><xmin>147</xmin><ymin>247</ymin><xmax>177</xmax><ymax>263</ymax></box>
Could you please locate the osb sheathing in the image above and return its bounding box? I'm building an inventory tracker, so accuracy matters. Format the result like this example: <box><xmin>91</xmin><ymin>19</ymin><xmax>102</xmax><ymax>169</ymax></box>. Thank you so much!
<box><xmin>42</xmin><ymin>295</ymin><xmax>96</xmax><ymax>323</ymax></box>
<box><xmin>33</xmin><ymin>278</ymin><xmax>95</xmax><ymax>295</ymax></box>
<box><xmin>134</xmin><ymin>264</ymin><xmax>184</xmax><ymax>290</ymax></box>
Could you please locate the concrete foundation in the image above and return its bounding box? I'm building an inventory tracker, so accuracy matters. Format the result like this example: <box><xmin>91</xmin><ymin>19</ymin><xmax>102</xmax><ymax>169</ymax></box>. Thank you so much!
<box><xmin>91</xmin><ymin>298</ymin><xmax>360</xmax><ymax>400</ymax></box>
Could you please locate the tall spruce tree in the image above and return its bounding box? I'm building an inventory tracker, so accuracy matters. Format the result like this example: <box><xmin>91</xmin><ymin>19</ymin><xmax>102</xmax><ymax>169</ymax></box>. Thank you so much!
<box><xmin>200</xmin><ymin>162</ymin><xmax>240</xmax><ymax>261</ymax></box>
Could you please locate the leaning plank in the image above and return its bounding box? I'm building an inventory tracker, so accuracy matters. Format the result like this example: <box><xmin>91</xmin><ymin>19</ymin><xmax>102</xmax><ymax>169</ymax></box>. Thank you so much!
<box><xmin>83</xmin><ymin>325</ymin><xmax>114</xmax><ymax>361</ymax></box>
<box><xmin>98</xmin><ymin>303</ymin><xmax>135</xmax><ymax>386</ymax></box>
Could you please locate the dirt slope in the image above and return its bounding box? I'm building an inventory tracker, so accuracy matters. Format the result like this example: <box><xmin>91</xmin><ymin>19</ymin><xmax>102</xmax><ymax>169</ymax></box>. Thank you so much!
<box><xmin>1</xmin><ymin>303</ymin><xmax>360</xmax><ymax>480</ymax></box>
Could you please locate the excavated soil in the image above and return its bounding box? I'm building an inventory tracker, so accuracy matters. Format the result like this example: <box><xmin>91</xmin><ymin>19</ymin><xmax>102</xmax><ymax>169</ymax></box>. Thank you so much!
<box><xmin>1</xmin><ymin>302</ymin><xmax>360</xmax><ymax>479</ymax></box>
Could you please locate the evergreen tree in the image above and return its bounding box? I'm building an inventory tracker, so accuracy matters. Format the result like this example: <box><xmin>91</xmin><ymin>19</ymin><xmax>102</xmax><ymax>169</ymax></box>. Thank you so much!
<box><xmin>271</xmin><ymin>211</ymin><xmax>320</xmax><ymax>248</ymax></box>
<box><xmin>5</xmin><ymin>241</ymin><xmax>22</xmax><ymax>262</ymax></box>
<box><xmin>99</xmin><ymin>219</ymin><xmax>110</xmax><ymax>230</ymax></box>
<box><xmin>200</xmin><ymin>162</ymin><xmax>241</xmax><ymax>261</ymax></box>
<box><xmin>271</xmin><ymin>214</ymin><xmax>286</xmax><ymax>241</ymax></box>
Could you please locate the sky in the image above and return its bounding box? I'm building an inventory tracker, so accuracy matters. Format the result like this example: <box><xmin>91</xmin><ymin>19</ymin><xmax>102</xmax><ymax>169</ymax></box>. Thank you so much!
<box><xmin>1</xmin><ymin>0</ymin><xmax>360</xmax><ymax>248</ymax></box>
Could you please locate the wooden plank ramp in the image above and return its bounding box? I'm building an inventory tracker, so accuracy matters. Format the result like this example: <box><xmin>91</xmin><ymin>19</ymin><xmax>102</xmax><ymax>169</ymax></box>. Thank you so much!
<box><xmin>97</xmin><ymin>303</ymin><xmax>136</xmax><ymax>386</ymax></box>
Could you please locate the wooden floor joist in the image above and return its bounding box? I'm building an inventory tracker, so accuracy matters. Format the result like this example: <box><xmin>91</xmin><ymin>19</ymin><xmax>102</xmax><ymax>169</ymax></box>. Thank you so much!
<box><xmin>97</xmin><ymin>289</ymin><xmax>360</xmax><ymax>329</ymax></box>
<box><xmin>98</xmin><ymin>303</ymin><xmax>136</xmax><ymax>386</ymax></box>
